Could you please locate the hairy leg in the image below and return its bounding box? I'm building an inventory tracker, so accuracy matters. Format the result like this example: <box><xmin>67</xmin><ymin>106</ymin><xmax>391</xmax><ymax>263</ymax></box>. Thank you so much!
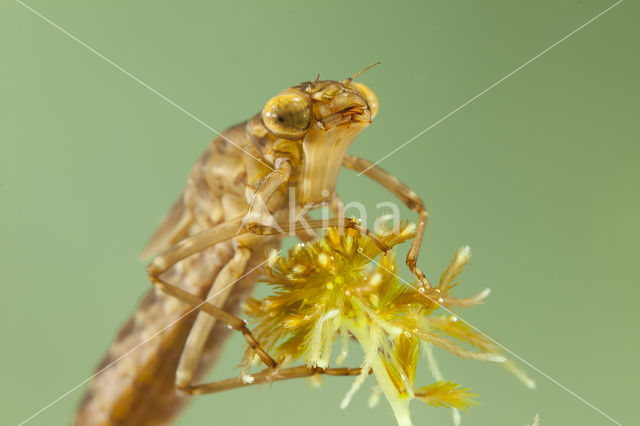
<box><xmin>182</xmin><ymin>365</ymin><xmax>365</xmax><ymax>395</ymax></box>
<box><xmin>343</xmin><ymin>154</ymin><xmax>432</xmax><ymax>290</ymax></box>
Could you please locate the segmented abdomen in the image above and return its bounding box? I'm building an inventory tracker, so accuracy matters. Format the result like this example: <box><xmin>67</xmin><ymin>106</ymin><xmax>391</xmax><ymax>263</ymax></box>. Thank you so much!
<box><xmin>75</xmin><ymin>124</ymin><xmax>280</xmax><ymax>425</ymax></box>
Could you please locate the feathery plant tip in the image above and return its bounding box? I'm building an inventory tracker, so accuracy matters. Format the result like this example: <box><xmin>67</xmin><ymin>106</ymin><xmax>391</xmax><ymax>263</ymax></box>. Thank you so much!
<box><xmin>244</xmin><ymin>219</ymin><xmax>533</xmax><ymax>426</ymax></box>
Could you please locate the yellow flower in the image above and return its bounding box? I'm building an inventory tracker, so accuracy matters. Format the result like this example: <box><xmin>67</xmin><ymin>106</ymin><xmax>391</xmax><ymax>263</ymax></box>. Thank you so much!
<box><xmin>244</xmin><ymin>220</ymin><xmax>533</xmax><ymax>426</ymax></box>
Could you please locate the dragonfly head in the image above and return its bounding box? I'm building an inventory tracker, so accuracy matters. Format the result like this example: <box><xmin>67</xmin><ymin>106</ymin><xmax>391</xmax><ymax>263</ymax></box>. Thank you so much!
<box><xmin>257</xmin><ymin>74</ymin><xmax>379</xmax><ymax>205</ymax></box>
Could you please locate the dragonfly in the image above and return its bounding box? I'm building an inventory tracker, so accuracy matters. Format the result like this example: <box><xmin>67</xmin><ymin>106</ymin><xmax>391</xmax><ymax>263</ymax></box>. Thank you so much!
<box><xmin>75</xmin><ymin>64</ymin><xmax>432</xmax><ymax>425</ymax></box>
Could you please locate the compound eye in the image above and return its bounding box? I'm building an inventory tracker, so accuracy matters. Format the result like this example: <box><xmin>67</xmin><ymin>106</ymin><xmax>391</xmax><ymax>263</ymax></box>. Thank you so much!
<box><xmin>262</xmin><ymin>90</ymin><xmax>312</xmax><ymax>139</ymax></box>
<box><xmin>352</xmin><ymin>82</ymin><xmax>379</xmax><ymax>119</ymax></box>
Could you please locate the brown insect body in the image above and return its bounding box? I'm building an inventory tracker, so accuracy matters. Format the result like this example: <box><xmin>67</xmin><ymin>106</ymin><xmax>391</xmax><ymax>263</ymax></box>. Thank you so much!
<box><xmin>75</xmin><ymin>125</ymin><xmax>282</xmax><ymax>425</ymax></box>
<box><xmin>76</xmin><ymin>74</ymin><xmax>431</xmax><ymax>425</ymax></box>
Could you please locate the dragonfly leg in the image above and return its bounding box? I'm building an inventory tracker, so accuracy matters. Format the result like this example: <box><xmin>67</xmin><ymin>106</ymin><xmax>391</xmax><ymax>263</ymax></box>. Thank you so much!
<box><xmin>147</xmin><ymin>217</ymin><xmax>273</xmax><ymax>381</ymax></box>
<box><xmin>250</xmin><ymin>216</ymin><xmax>391</xmax><ymax>254</ymax></box>
<box><xmin>150</xmin><ymin>247</ymin><xmax>280</xmax><ymax>392</ymax></box>
<box><xmin>243</xmin><ymin>159</ymin><xmax>293</xmax><ymax>229</ymax></box>
<box><xmin>150</xmin><ymin>275</ymin><xmax>276</xmax><ymax>369</ymax></box>
<box><xmin>241</xmin><ymin>158</ymin><xmax>389</xmax><ymax>252</ymax></box>
<box><xmin>343</xmin><ymin>155</ymin><xmax>432</xmax><ymax>290</ymax></box>
<box><xmin>147</xmin><ymin>162</ymin><xmax>390</xmax><ymax>390</ymax></box>
<box><xmin>295</xmin><ymin>212</ymin><xmax>317</xmax><ymax>242</ymax></box>
<box><xmin>150</xmin><ymin>261</ymin><xmax>278</xmax><ymax>380</ymax></box>
<box><xmin>149</xmin><ymin>216</ymin><xmax>385</xmax><ymax>391</ymax></box>
<box><xmin>180</xmin><ymin>365</ymin><xmax>364</xmax><ymax>395</ymax></box>
<box><xmin>147</xmin><ymin>217</ymin><xmax>244</xmax><ymax>277</ymax></box>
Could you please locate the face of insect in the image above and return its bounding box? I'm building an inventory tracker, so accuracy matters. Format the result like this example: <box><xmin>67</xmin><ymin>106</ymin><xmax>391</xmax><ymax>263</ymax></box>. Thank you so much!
<box><xmin>260</xmin><ymin>80</ymin><xmax>379</xmax><ymax>205</ymax></box>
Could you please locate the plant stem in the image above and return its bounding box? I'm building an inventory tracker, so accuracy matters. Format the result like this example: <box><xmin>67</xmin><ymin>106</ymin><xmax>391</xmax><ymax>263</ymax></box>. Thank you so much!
<box><xmin>370</xmin><ymin>356</ymin><xmax>412</xmax><ymax>426</ymax></box>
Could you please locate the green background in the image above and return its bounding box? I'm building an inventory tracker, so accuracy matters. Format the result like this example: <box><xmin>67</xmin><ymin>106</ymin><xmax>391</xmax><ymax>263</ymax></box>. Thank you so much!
<box><xmin>2</xmin><ymin>1</ymin><xmax>638</xmax><ymax>425</ymax></box>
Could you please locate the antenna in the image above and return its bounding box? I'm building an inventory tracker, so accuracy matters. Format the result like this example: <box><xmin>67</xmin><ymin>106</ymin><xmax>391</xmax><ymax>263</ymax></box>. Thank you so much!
<box><xmin>346</xmin><ymin>62</ymin><xmax>381</xmax><ymax>82</ymax></box>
